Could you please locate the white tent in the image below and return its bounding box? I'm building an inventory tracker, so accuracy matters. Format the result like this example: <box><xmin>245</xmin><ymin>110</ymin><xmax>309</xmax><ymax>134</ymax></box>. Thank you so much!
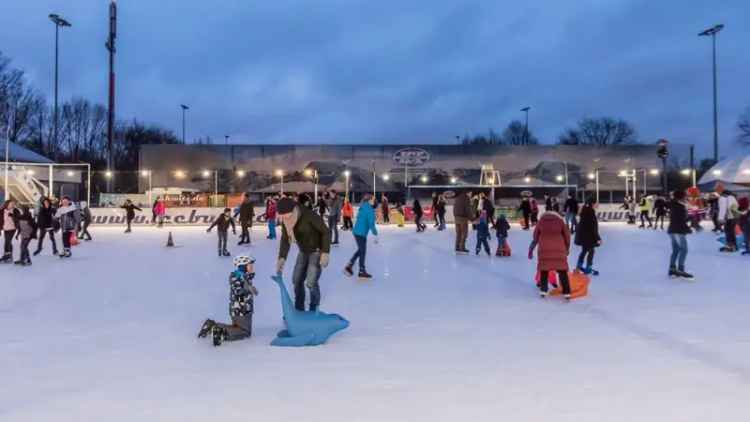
<box><xmin>698</xmin><ymin>154</ymin><xmax>750</xmax><ymax>185</ymax></box>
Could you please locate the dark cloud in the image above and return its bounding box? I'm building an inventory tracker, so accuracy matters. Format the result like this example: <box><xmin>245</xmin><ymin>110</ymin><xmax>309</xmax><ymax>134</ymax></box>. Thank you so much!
<box><xmin>1</xmin><ymin>0</ymin><xmax>747</xmax><ymax>158</ymax></box>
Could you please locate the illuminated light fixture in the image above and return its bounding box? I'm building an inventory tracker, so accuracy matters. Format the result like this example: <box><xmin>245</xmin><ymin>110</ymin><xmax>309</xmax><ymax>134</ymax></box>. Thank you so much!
<box><xmin>275</xmin><ymin>169</ymin><xmax>284</xmax><ymax>177</ymax></box>
<box><xmin>141</xmin><ymin>170</ymin><xmax>150</xmax><ymax>177</ymax></box>
<box><xmin>649</xmin><ymin>169</ymin><xmax>660</xmax><ymax>176</ymax></box>
<box><xmin>742</xmin><ymin>169</ymin><xmax>750</xmax><ymax>175</ymax></box>
<box><xmin>382</xmin><ymin>174</ymin><xmax>390</xmax><ymax>181</ymax></box>
<box><xmin>450</xmin><ymin>177</ymin><xmax>457</xmax><ymax>184</ymax></box>
<box><xmin>104</xmin><ymin>171</ymin><xmax>113</xmax><ymax>178</ymax></box>
<box><xmin>618</xmin><ymin>170</ymin><xmax>628</xmax><ymax>177</ymax></box>
<box><xmin>712</xmin><ymin>169</ymin><xmax>722</xmax><ymax>176</ymax></box>
<box><xmin>174</xmin><ymin>170</ymin><xmax>186</xmax><ymax>179</ymax></box>
<box><xmin>420</xmin><ymin>175</ymin><xmax>428</xmax><ymax>183</ymax></box>
<box><xmin>524</xmin><ymin>176</ymin><xmax>531</xmax><ymax>183</ymax></box>
<box><xmin>202</xmin><ymin>170</ymin><xmax>211</xmax><ymax>178</ymax></box>
<box><xmin>587</xmin><ymin>173</ymin><xmax>596</xmax><ymax>180</ymax></box>
<box><xmin>25</xmin><ymin>169</ymin><xmax>35</xmax><ymax>176</ymax></box>
<box><xmin>67</xmin><ymin>171</ymin><xmax>75</xmax><ymax>177</ymax></box>
<box><xmin>343</xmin><ymin>170</ymin><xmax>351</xmax><ymax>177</ymax></box>
<box><xmin>680</xmin><ymin>169</ymin><xmax>691</xmax><ymax>176</ymax></box>
<box><xmin>236</xmin><ymin>170</ymin><xmax>246</xmax><ymax>177</ymax></box>
<box><xmin>304</xmin><ymin>168</ymin><xmax>313</xmax><ymax>177</ymax></box>
<box><xmin>555</xmin><ymin>175</ymin><xmax>564</xmax><ymax>182</ymax></box>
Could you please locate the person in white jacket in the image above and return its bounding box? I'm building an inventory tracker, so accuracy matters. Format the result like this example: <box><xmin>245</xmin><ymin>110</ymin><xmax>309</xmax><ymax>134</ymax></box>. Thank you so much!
<box><xmin>54</xmin><ymin>197</ymin><xmax>79</xmax><ymax>258</ymax></box>
<box><xmin>717</xmin><ymin>190</ymin><xmax>739</xmax><ymax>252</ymax></box>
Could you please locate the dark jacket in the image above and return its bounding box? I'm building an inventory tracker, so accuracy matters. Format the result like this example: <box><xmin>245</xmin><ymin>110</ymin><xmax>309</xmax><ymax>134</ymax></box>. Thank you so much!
<box><xmin>413</xmin><ymin>200</ymin><xmax>423</xmax><ymax>217</ymax></box>
<box><xmin>563</xmin><ymin>198</ymin><xmax>579</xmax><ymax>214</ymax></box>
<box><xmin>453</xmin><ymin>192</ymin><xmax>472</xmax><ymax>220</ymax></box>
<box><xmin>495</xmin><ymin>216</ymin><xmax>511</xmax><ymax>238</ymax></box>
<box><xmin>668</xmin><ymin>200</ymin><xmax>691</xmax><ymax>235</ymax></box>
<box><xmin>476</xmin><ymin>218</ymin><xmax>490</xmax><ymax>240</ymax></box>
<box><xmin>574</xmin><ymin>205</ymin><xmax>601</xmax><ymax>248</ymax></box>
<box><xmin>55</xmin><ymin>205</ymin><xmax>79</xmax><ymax>232</ymax></box>
<box><xmin>36</xmin><ymin>204</ymin><xmax>56</xmax><ymax>229</ymax></box>
<box><xmin>121</xmin><ymin>204</ymin><xmax>142</xmax><ymax>220</ymax></box>
<box><xmin>278</xmin><ymin>205</ymin><xmax>331</xmax><ymax>259</ymax></box>
<box><xmin>237</xmin><ymin>199</ymin><xmax>254</xmax><ymax>223</ymax></box>
<box><xmin>17</xmin><ymin>211</ymin><xmax>37</xmax><ymax>240</ymax></box>
<box><xmin>80</xmin><ymin>207</ymin><xmax>92</xmax><ymax>224</ymax></box>
<box><xmin>654</xmin><ymin>198</ymin><xmax>668</xmax><ymax>216</ymax></box>
<box><xmin>208</xmin><ymin>214</ymin><xmax>236</xmax><ymax>233</ymax></box>
<box><xmin>519</xmin><ymin>198</ymin><xmax>531</xmax><ymax>214</ymax></box>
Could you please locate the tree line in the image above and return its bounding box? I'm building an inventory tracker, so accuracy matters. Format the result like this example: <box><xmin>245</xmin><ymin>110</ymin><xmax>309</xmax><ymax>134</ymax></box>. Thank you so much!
<box><xmin>0</xmin><ymin>51</ymin><xmax>182</xmax><ymax>173</ymax></box>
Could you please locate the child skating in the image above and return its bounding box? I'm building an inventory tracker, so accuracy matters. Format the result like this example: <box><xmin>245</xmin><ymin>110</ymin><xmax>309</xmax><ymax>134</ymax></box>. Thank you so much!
<box><xmin>15</xmin><ymin>206</ymin><xmax>37</xmax><ymax>266</ymax></box>
<box><xmin>494</xmin><ymin>213</ymin><xmax>511</xmax><ymax>256</ymax></box>
<box><xmin>475</xmin><ymin>210</ymin><xmax>491</xmax><ymax>256</ymax></box>
<box><xmin>197</xmin><ymin>255</ymin><xmax>259</xmax><ymax>347</ymax></box>
<box><xmin>207</xmin><ymin>208</ymin><xmax>237</xmax><ymax>257</ymax></box>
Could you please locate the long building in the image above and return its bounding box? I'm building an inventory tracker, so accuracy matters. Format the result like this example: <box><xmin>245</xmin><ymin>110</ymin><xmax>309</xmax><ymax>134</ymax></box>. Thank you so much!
<box><xmin>139</xmin><ymin>143</ymin><xmax>688</xmax><ymax>200</ymax></box>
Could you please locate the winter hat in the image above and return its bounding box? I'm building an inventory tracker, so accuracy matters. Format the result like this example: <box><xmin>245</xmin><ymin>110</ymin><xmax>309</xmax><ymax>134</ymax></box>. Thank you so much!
<box><xmin>223</xmin><ymin>207</ymin><xmax>231</xmax><ymax>213</ymax></box>
<box><xmin>277</xmin><ymin>197</ymin><xmax>296</xmax><ymax>215</ymax></box>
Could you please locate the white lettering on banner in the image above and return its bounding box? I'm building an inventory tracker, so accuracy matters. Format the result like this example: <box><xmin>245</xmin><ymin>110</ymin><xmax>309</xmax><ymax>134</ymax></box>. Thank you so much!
<box><xmin>90</xmin><ymin>204</ymin><xmax>635</xmax><ymax>226</ymax></box>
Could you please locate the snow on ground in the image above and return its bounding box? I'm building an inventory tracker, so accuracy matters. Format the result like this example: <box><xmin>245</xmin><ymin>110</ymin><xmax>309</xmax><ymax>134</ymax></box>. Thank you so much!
<box><xmin>1</xmin><ymin>222</ymin><xmax>749</xmax><ymax>422</ymax></box>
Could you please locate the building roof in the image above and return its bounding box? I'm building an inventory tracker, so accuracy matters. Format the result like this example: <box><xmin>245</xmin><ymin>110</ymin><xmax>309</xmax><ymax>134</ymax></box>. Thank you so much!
<box><xmin>6</xmin><ymin>142</ymin><xmax>54</xmax><ymax>164</ymax></box>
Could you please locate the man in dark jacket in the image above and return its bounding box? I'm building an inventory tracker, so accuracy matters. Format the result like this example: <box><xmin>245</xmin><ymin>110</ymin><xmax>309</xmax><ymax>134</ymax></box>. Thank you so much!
<box><xmin>236</xmin><ymin>193</ymin><xmax>254</xmax><ymax>245</ymax></box>
<box><xmin>574</xmin><ymin>199</ymin><xmax>601</xmax><ymax>275</ymax></box>
<box><xmin>34</xmin><ymin>197</ymin><xmax>58</xmax><ymax>256</ymax></box>
<box><xmin>519</xmin><ymin>196</ymin><xmax>532</xmax><ymax>230</ymax></box>
<box><xmin>275</xmin><ymin>197</ymin><xmax>331</xmax><ymax>311</ymax></box>
<box><xmin>668</xmin><ymin>190</ymin><xmax>693</xmax><ymax>279</ymax></box>
<box><xmin>120</xmin><ymin>200</ymin><xmax>141</xmax><ymax>233</ymax></box>
<box><xmin>327</xmin><ymin>190</ymin><xmax>342</xmax><ymax>245</ymax></box>
<box><xmin>452</xmin><ymin>190</ymin><xmax>473</xmax><ymax>253</ymax></box>
<box><xmin>563</xmin><ymin>193</ymin><xmax>579</xmax><ymax>233</ymax></box>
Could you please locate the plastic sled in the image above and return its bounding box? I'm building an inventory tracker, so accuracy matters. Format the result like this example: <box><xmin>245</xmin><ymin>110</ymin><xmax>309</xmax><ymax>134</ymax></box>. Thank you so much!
<box><xmin>549</xmin><ymin>271</ymin><xmax>590</xmax><ymax>299</ymax></box>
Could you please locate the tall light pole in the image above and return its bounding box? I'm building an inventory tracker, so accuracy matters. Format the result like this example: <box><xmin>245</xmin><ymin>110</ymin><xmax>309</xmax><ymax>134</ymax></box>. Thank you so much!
<box><xmin>141</xmin><ymin>170</ymin><xmax>152</xmax><ymax>204</ymax></box>
<box><xmin>49</xmin><ymin>13</ymin><xmax>71</xmax><ymax>159</ymax></box>
<box><xmin>699</xmin><ymin>24</ymin><xmax>724</xmax><ymax>164</ymax></box>
<box><xmin>180</xmin><ymin>104</ymin><xmax>189</xmax><ymax>143</ymax></box>
<box><xmin>224</xmin><ymin>135</ymin><xmax>229</xmax><ymax>145</ymax></box>
<box><xmin>343</xmin><ymin>170</ymin><xmax>351</xmax><ymax>201</ymax></box>
<box><xmin>521</xmin><ymin>106</ymin><xmax>531</xmax><ymax>144</ymax></box>
<box><xmin>276</xmin><ymin>169</ymin><xmax>284</xmax><ymax>195</ymax></box>
<box><xmin>105</xmin><ymin>0</ymin><xmax>116</xmax><ymax>193</ymax></box>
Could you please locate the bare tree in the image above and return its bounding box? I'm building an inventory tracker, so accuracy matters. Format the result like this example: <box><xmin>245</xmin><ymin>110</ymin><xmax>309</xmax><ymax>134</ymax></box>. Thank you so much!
<box><xmin>738</xmin><ymin>107</ymin><xmax>750</xmax><ymax>146</ymax></box>
<box><xmin>558</xmin><ymin>117</ymin><xmax>638</xmax><ymax>145</ymax></box>
<box><xmin>502</xmin><ymin>120</ymin><xmax>538</xmax><ymax>145</ymax></box>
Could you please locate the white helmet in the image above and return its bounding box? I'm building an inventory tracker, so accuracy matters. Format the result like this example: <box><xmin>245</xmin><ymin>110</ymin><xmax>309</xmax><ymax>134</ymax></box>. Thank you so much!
<box><xmin>233</xmin><ymin>255</ymin><xmax>255</xmax><ymax>267</ymax></box>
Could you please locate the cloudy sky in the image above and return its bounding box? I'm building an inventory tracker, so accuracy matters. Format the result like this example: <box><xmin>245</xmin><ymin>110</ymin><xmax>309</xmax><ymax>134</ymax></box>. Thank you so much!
<box><xmin>1</xmin><ymin>0</ymin><xmax>748</xmax><ymax>158</ymax></box>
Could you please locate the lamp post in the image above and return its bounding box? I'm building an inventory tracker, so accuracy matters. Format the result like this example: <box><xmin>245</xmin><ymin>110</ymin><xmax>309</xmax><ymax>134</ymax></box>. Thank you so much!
<box><xmin>105</xmin><ymin>0</ymin><xmax>116</xmax><ymax>193</ymax></box>
<box><xmin>343</xmin><ymin>170</ymin><xmax>351</xmax><ymax>201</ymax></box>
<box><xmin>276</xmin><ymin>169</ymin><xmax>284</xmax><ymax>194</ymax></box>
<box><xmin>225</xmin><ymin>135</ymin><xmax>229</xmax><ymax>145</ymax></box>
<box><xmin>141</xmin><ymin>170</ymin><xmax>152</xmax><ymax>204</ymax></box>
<box><xmin>49</xmin><ymin>13</ymin><xmax>71</xmax><ymax>160</ymax></box>
<box><xmin>521</xmin><ymin>106</ymin><xmax>531</xmax><ymax>144</ymax></box>
<box><xmin>305</xmin><ymin>168</ymin><xmax>318</xmax><ymax>205</ymax></box>
<box><xmin>180</xmin><ymin>104</ymin><xmax>189</xmax><ymax>143</ymax></box>
<box><xmin>699</xmin><ymin>24</ymin><xmax>724</xmax><ymax>164</ymax></box>
<box><xmin>202</xmin><ymin>169</ymin><xmax>218</xmax><ymax>205</ymax></box>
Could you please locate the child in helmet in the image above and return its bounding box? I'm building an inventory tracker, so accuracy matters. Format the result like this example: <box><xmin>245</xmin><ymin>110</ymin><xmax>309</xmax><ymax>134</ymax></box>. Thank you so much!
<box><xmin>197</xmin><ymin>255</ymin><xmax>259</xmax><ymax>346</ymax></box>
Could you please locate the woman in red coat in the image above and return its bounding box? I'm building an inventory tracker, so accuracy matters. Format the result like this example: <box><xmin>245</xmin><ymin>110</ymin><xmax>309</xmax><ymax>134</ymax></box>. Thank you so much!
<box><xmin>529</xmin><ymin>211</ymin><xmax>572</xmax><ymax>299</ymax></box>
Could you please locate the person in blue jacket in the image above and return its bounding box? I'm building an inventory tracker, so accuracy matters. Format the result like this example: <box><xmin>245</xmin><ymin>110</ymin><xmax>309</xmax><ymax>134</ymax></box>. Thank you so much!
<box><xmin>344</xmin><ymin>194</ymin><xmax>378</xmax><ymax>279</ymax></box>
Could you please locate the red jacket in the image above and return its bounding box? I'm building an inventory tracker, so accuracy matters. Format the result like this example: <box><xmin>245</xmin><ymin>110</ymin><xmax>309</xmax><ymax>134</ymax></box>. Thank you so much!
<box><xmin>266</xmin><ymin>200</ymin><xmax>277</xmax><ymax>220</ymax></box>
<box><xmin>533</xmin><ymin>212</ymin><xmax>570</xmax><ymax>271</ymax></box>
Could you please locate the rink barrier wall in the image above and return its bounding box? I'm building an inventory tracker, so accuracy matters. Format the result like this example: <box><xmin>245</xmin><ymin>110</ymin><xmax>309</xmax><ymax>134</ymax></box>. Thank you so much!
<box><xmin>89</xmin><ymin>204</ymin><xmax>635</xmax><ymax>226</ymax></box>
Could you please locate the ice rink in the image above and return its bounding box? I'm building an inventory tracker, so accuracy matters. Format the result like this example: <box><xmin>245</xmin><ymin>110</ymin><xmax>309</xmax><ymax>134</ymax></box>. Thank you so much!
<box><xmin>1</xmin><ymin>222</ymin><xmax>748</xmax><ymax>422</ymax></box>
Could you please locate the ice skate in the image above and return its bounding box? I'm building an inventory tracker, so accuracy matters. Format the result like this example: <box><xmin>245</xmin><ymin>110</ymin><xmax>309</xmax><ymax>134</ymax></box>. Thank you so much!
<box><xmin>358</xmin><ymin>270</ymin><xmax>373</xmax><ymax>280</ymax></box>
<box><xmin>344</xmin><ymin>263</ymin><xmax>354</xmax><ymax>277</ymax></box>
<box><xmin>668</xmin><ymin>267</ymin><xmax>679</xmax><ymax>278</ymax></box>
<box><xmin>212</xmin><ymin>326</ymin><xmax>227</xmax><ymax>347</ymax></box>
<box><xmin>33</xmin><ymin>249</ymin><xmax>42</xmax><ymax>256</ymax></box>
<box><xmin>539</xmin><ymin>291</ymin><xmax>548</xmax><ymax>299</ymax></box>
<box><xmin>222</xmin><ymin>250</ymin><xmax>231</xmax><ymax>257</ymax></box>
<box><xmin>197</xmin><ymin>319</ymin><xmax>215</xmax><ymax>338</ymax></box>
<box><xmin>675</xmin><ymin>270</ymin><xmax>694</xmax><ymax>280</ymax></box>
<box><xmin>0</xmin><ymin>254</ymin><xmax>11</xmax><ymax>264</ymax></box>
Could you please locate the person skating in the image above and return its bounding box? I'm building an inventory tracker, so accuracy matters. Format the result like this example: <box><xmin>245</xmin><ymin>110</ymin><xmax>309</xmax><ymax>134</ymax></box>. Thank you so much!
<box><xmin>317</xmin><ymin>194</ymin><xmax>328</xmax><ymax>219</ymax></box>
<box><xmin>14</xmin><ymin>206</ymin><xmax>37</xmax><ymax>266</ymax></box>
<box><xmin>55</xmin><ymin>196</ymin><xmax>78</xmax><ymax>258</ymax></box>
<box><xmin>653</xmin><ymin>195</ymin><xmax>668</xmax><ymax>230</ymax></box>
<box><xmin>345</xmin><ymin>194</ymin><xmax>378</xmax><ymax>279</ymax></box>
<box><xmin>327</xmin><ymin>190</ymin><xmax>342</xmax><ymax>245</ymax></box>
<box><xmin>78</xmin><ymin>201</ymin><xmax>93</xmax><ymax>241</ymax></box>
<box><xmin>708</xmin><ymin>193</ymin><xmax>722</xmax><ymax>233</ymax></box>
<box><xmin>530</xmin><ymin>197</ymin><xmax>539</xmax><ymax>226</ymax></box>
<box><xmin>120</xmin><ymin>199</ymin><xmax>142</xmax><ymax>233</ymax></box>
<box><xmin>197</xmin><ymin>255</ymin><xmax>259</xmax><ymax>347</ymax></box>
<box><xmin>528</xmin><ymin>210</ymin><xmax>572</xmax><ymax>300</ymax></box>
<box><xmin>33</xmin><ymin>198</ymin><xmax>58</xmax><ymax>256</ymax></box>
<box><xmin>638</xmin><ymin>195</ymin><xmax>653</xmax><ymax>228</ymax></box>
<box><xmin>413</xmin><ymin>198</ymin><xmax>426</xmax><ymax>232</ymax></box>
<box><xmin>550</xmin><ymin>197</ymin><xmax>561</xmax><ymax>214</ymax></box>
<box><xmin>519</xmin><ymin>195</ymin><xmax>532</xmax><ymax>230</ymax></box>
<box><xmin>738</xmin><ymin>196</ymin><xmax>750</xmax><ymax>255</ymax></box>
<box><xmin>436</xmin><ymin>193</ymin><xmax>447</xmax><ymax>230</ymax></box>
<box><xmin>276</xmin><ymin>197</ymin><xmax>331</xmax><ymax>312</ymax></box>
<box><xmin>380</xmin><ymin>195</ymin><xmax>390</xmax><ymax>224</ymax></box>
<box><xmin>494</xmin><ymin>213</ymin><xmax>511</xmax><ymax>256</ymax></box>
<box><xmin>481</xmin><ymin>193</ymin><xmax>496</xmax><ymax>228</ymax></box>
<box><xmin>341</xmin><ymin>198</ymin><xmax>354</xmax><ymax>231</ymax></box>
<box><xmin>575</xmin><ymin>198</ymin><xmax>601</xmax><ymax>275</ymax></box>
<box><xmin>718</xmin><ymin>190</ymin><xmax>739</xmax><ymax>252</ymax></box>
<box><xmin>154</xmin><ymin>198</ymin><xmax>167</xmax><ymax>228</ymax></box>
<box><xmin>207</xmin><ymin>208</ymin><xmax>237</xmax><ymax>257</ymax></box>
<box><xmin>563</xmin><ymin>193</ymin><xmax>579</xmax><ymax>234</ymax></box>
<box><xmin>1</xmin><ymin>200</ymin><xmax>21</xmax><ymax>263</ymax></box>
<box><xmin>667</xmin><ymin>190</ymin><xmax>693</xmax><ymax>278</ymax></box>
<box><xmin>236</xmin><ymin>193</ymin><xmax>254</xmax><ymax>245</ymax></box>
<box><xmin>151</xmin><ymin>197</ymin><xmax>159</xmax><ymax>224</ymax></box>
<box><xmin>475</xmin><ymin>210</ymin><xmax>491</xmax><ymax>256</ymax></box>
<box><xmin>432</xmin><ymin>192</ymin><xmax>440</xmax><ymax>228</ymax></box>
<box><xmin>265</xmin><ymin>196</ymin><xmax>278</xmax><ymax>240</ymax></box>
<box><xmin>453</xmin><ymin>190</ymin><xmax>473</xmax><ymax>253</ymax></box>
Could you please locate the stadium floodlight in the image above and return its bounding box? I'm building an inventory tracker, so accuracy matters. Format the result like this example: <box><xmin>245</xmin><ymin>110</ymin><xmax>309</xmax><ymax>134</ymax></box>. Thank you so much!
<box><xmin>201</xmin><ymin>170</ymin><xmax>210</xmax><ymax>178</ymax></box>
<box><xmin>450</xmin><ymin>176</ymin><xmax>457</xmax><ymax>184</ymax></box>
<box><xmin>343</xmin><ymin>170</ymin><xmax>351</xmax><ymax>177</ymax></box>
<box><xmin>141</xmin><ymin>170</ymin><xmax>150</xmax><ymax>177</ymax></box>
<box><xmin>104</xmin><ymin>171</ymin><xmax>113</xmax><ymax>178</ymax></box>
<box><xmin>555</xmin><ymin>175</ymin><xmax>564</xmax><ymax>182</ymax></box>
<box><xmin>712</xmin><ymin>169</ymin><xmax>722</xmax><ymax>176</ymax></box>
<box><xmin>174</xmin><ymin>170</ymin><xmax>186</xmax><ymax>179</ymax></box>
<box><xmin>587</xmin><ymin>173</ymin><xmax>596</xmax><ymax>180</ymax></box>
<box><xmin>524</xmin><ymin>176</ymin><xmax>531</xmax><ymax>183</ymax></box>
<box><xmin>681</xmin><ymin>169</ymin><xmax>692</xmax><ymax>176</ymax></box>
<box><xmin>275</xmin><ymin>169</ymin><xmax>284</xmax><ymax>177</ymax></box>
<box><xmin>420</xmin><ymin>175</ymin><xmax>428</xmax><ymax>183</ymax></box>
<box><xmin>67</xmin><ymin>171</ymin><xmax>75</xmax><ymax>177</ymax></box>
<box><xmin>236</xmin><ymin>170</ymin><xmax>246</xmax><ymax>177</ymax></box>
<box><xmin>382</xmin><ymin>173</ymin><xmax>390</xmax><ymax>181</ymax></box>
<box><xmin>304</xmin><ymin>168</ymin><xmax>313</xmax><ymax>177</ymax></box>
<box><xmin>649</xmin><ymin>169</ymin><xmax>660</xmax><ymax>176</ymax></box>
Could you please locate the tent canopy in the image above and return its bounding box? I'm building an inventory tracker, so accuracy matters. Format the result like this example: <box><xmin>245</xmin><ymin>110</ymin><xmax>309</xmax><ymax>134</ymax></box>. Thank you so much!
<box><xmin>699</xmin><ymin>154</ymin><xmax>750</xmax><ymax>185</ymax></box>
<box><xmin>5</xmin><ymin>142</ymin><xmax>54</xmax><ymax>164</ymax></box>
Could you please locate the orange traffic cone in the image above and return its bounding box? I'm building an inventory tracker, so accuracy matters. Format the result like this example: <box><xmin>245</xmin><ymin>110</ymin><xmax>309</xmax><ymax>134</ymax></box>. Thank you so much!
<box><xmin>166</xmin><ymin>232</ymin><xmax>175</xmax><ymax>247</ymax></box>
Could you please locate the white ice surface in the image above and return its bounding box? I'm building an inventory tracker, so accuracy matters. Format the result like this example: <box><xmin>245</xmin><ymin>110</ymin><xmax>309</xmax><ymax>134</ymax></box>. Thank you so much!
<box><xmin>1</xmin><ymin>223</ymin><xmax>748</xmax><ymax>422</ymax></box>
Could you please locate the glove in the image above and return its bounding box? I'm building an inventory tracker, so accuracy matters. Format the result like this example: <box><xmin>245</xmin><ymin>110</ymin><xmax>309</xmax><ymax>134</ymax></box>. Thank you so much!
<box><xmin>206</xmin><ymin>228</ymin><xmax>211</xmax><ymax>233</ymax></box>
<box><xmin>276</xmin><ymin>257</ymin><xmax>286</xmax><ymax>274</ymax></box>
<box><xmin>528</xmin><ymin>248</ymin><xmax>534</xmax><ymax>260</ymax></box>
<box><xmin>319</xmin><ymin>252</ymin><xmax>330</xmax><ymax>268</ymax></box>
